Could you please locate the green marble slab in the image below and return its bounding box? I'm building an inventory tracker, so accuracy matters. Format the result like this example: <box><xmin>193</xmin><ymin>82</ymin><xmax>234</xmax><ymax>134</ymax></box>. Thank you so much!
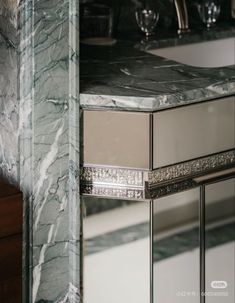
<box><xmin>80</xmin><ymin>27</ymin><xmax>235</xmax><ymax>112</ymax></box>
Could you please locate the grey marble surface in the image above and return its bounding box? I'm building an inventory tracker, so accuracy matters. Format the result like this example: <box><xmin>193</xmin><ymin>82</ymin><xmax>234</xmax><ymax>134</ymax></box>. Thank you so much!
<box><xmin>0</xmin><ymin>14</ymin><xmax>19</xmax><ymax>184</ymax></box>
<box><xmin>80</xmin><ymin>26</ymin><xmax>235</xmax><ymax>112</ymax></box>
<box><xmin>0</xmin><ymin>0</ymin><xmax>80</xmax><ymax>302</ymax></box>
<box><xmin>20</xmin><ymin>0</ymin><xmax>80</xmax><ymax>302</ymax></box>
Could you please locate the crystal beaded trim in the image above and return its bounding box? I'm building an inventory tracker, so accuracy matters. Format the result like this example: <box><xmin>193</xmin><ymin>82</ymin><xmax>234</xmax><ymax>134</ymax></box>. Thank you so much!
<box><xmin>148</xmin><ymin>150</ymin><xmax>235</xmax><ymax>185</ymax></box>
<box><xmin>81</xmin><ymin>167</ymin><xmax>144</xmax><ymax>187</ymax></box>
<box><xmin>82</xmin><ymin>185</ymin><xmax>144</xmax><ymax>200</ymax></box>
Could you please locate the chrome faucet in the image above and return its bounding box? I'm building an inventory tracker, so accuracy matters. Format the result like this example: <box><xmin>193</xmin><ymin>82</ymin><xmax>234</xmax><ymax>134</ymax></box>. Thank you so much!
<box><xmin>174</xmin><ymin>0</ymin><xmax>190</xmax><ymax>34</ymax></box>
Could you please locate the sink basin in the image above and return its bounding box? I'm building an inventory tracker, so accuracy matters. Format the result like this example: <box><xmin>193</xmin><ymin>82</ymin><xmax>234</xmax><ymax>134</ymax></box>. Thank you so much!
<box><xmin>147</xmin><ymin>37</ymin><xmax>235</xmax><ymax>68</ymax></box>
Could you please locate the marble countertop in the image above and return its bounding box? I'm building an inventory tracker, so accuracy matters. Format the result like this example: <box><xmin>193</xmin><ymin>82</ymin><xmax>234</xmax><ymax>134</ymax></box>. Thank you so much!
<box><xmin>80</xmin><ymin>24</ymin><xmax>235</xmax><ymax>112</ymax></box>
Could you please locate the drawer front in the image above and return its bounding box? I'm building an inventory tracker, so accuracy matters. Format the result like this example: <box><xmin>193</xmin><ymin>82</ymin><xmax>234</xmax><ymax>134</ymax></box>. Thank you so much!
<box><xmin>153</xmin><ymin>97</ymin><xmax>235</xmax><ymax>168</ymax></box>
<box><xmin>83</xmin><ymin>110</ymin><xmax>151</xmax><ymax>169</ymax></box>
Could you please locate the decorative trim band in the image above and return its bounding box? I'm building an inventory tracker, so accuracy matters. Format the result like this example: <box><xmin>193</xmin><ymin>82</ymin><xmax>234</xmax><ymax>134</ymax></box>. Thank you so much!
<box><xmin>82</xmin><ymin>185</ymin><xmax>144</xmax><ymax>200</ymax></box>
<box><xmin>81</xmin><ymin>167</ymin><xmax>144</xmax><ymax>187</ymax></box>
<box><xmin>148</xmin><ymin>150</ymin><xmax>235</xmax><ymax>186</ymax></box>
<box><xmin>146</xmin><ymin>180</ymin><xmax>197</xmax><ymax>200</ymax></box>
<box><xmin>81</xmin><ymin>150</ymin><xmax>235</xmax><ymax>200</ymax></box>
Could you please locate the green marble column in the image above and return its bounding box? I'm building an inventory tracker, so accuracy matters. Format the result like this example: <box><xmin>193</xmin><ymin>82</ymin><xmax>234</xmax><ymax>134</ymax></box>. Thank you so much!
<box><xmin>19</xmin><ymin>0</ymin><xmax>80</xmax><ymax>302</ymax></box>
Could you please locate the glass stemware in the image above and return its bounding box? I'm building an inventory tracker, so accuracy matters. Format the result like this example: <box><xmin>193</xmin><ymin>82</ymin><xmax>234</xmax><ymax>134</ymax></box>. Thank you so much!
<box><xmin>197</xmin><ymin>0</ymin><xmax>221</xmax><ymax>28</ymax></box>
<box><xmin>135</xmin><ymin>9</ymin><xmax>159</xmax><ymax>36</ymax></box>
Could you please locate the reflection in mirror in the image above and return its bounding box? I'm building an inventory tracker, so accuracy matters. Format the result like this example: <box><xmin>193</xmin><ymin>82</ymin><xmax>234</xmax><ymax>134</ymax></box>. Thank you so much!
<box><xmin>153</xmin><ymin>189</ymin><xmax>200</xmax><ymax>302</ymax></box>
<box><xmin>83</xmin><ymin>197</ymin><xmax>150</xmax><ymax>303</ymax></box>
<box><xmin>205</xmin><ymin>178</ymin><xmax>235</xmax><ymax>303</ymax></box>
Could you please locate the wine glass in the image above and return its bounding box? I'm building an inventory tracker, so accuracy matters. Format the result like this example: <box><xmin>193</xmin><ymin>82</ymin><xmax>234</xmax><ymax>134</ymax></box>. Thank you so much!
<box><xmin>135</xmin><ymin>9</ymin><xmax>159</xmax><ymax>36</ymax></box>
<box><xmin>197</xmin><ymin>0</ymin><xmax>221</xmax><ymax>28</ymax></box>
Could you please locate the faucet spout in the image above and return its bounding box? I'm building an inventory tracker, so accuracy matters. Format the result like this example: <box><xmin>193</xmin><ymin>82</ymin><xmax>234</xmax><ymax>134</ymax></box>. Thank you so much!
<box><xmin>174</xmin><ymin>0</ymin><xmax>190</xmax><ymax>34</ymax></box>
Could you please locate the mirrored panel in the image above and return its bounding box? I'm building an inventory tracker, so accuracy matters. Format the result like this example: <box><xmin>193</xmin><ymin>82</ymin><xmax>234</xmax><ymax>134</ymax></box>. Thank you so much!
<box><xmin>153</xmin><ymin>188</ymin><xmax>200</xmax><ymax>303</ymax></box>
<box><xmin>205</xmin><ymin>177</ymin><xmax>235</xmax><ymax>303</ymax></box>
<box><xmin>83</xmin><ymin>197</ymin><xmax>150</xmax><ymax>303</ymax></box>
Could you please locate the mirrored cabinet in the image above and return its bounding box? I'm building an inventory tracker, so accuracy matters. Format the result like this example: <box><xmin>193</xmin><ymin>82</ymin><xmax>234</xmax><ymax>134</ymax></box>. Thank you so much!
<box><xmin>81</xmin><ymin>97</ymin><xmax>235</xmax><ymax>303</ymax></box>
<box><xmin>152</xmin><ymin>176</ymin><xmax>235</xmax><ymax>303</ymax></box>
<box><xmin>82</xmin><ymin>172</ymin><xmax>235</xmax><ymax>303</ymax></box>
<box><xmin>83</xmin><ymin>198</ymin><xmax>150</xmax><ymax>303</ymax></box>
<box><xmin>153</xmin><ymin>188</ymin><xmax>200</xmax><ymax>303</ymax></box>
<box><xmin>205</xmin><ymin>177</ymin><xmax>235</xmax><ymax>303</ymax></box>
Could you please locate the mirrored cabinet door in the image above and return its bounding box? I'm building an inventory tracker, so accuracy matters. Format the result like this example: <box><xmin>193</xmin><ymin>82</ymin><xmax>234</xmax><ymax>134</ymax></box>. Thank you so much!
<box><xmin>153</xmin><ymin>189</ymin><xmax>200</xmax><ymax>303</ymax></box>
<box><xmin>83</xmin><ymin>197</ymin><xmax>150</xmax><ymax>303</ymax></box>
<box><xmin>205</xmin><ymin>177</ymin><xmax>235</xmax><ymax>303</ymax></box>
<box><xmin>82</xmin><ymin>175</ymin><xmax>234</xmax><ymax>303</ymax></box>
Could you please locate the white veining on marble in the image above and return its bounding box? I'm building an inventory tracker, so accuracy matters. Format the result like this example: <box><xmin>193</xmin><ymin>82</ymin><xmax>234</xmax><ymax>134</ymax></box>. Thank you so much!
<box><xmin>0</xmin><ymin>0</ymin><xmax>80</xmax><ymax>302</ymax></box>
<box><xmin>34</xmin><ymin>123</ymin><xmax>64</xmax><ymax>199</ymax></box>
<box><xmin>0</xmin><ymin>23</ymin><xmax>18</xmax><ymax>183</ymax></box>
<box><xmin>80</xmin><ymin>42</ymin><xmax>235</xmax><ymax>112</ymax></box>
<box><xmin>33</xmin><ymin>224</ymin><xmax>55</xmax><ymax>302</ymax></box>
